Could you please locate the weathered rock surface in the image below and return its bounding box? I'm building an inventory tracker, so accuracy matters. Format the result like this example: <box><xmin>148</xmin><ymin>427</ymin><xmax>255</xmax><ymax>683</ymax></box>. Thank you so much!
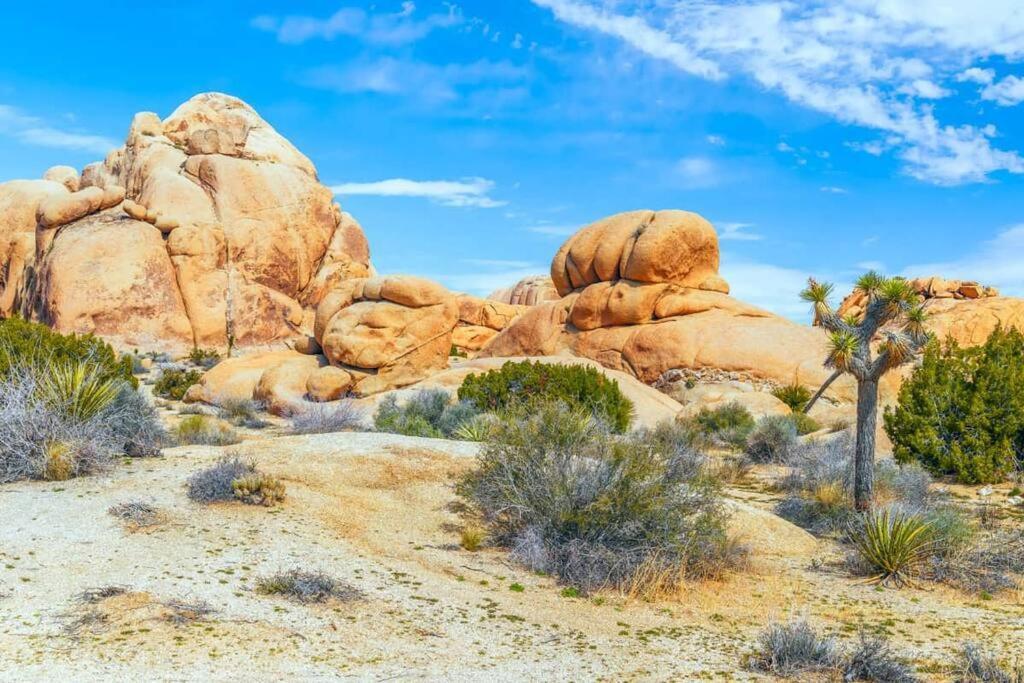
<box><xmin>488</xmin><ymin>274</ymin><xmax>560</xmax><ymax>306</ymax></box>
<box><xmin>0</xmin><ymin>92</ymin><xmax>372</xmax><ymax>353</ymax></box>
<box><xmin>452</xmin><ymin>295</ymin><xmax>528</xmax><ymax>353</ymax></box>
<box><xmin>315</xmin><ymin>275</ymin><xmax>460</xmax><ymax>395</ymax></box>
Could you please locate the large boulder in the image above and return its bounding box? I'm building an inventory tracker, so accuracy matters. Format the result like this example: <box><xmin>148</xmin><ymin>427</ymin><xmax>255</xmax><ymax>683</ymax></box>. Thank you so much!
<box><xmin>0</xmin><ymin>92</ymin><xmax>372</xmax><ymax>353</ymax></box>
<box><xmin>488</xmin><ymin>274</ymin><xmax>560</xmax><ymax>306</ymax></box>
<box><xmin>315</xmin><ymin>275</ymin><xmax>460</xmax><ymax>395</ymax></box>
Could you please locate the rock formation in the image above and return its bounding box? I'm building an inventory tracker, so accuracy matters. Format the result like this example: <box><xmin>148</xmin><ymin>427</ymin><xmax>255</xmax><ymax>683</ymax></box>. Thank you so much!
<box><xmin>478</xmin><ymin>210</ymin><xmax>859</xmax><ymax>410</ymax></box>
<box><xmin>453</xmin><ymin>296</ymin><xmax>529</xmax><ymax>353</ymax></box>
<box><xmin>0</xmin><ymin>93</ymin><xmax>371</xmax><ymax>352</ymax></box>
<box><xmin>488</xmin><ymin>275</ymin><xmax>560</xmax><ymax>306</ymax></box>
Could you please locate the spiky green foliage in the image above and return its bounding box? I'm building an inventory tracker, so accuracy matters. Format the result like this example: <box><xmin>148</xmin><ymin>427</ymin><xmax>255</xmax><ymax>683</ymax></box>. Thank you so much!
<box><xmin>826</xmin><ymin>330</ymin><xmax>859</xmax><ymax>372</ymax></box>
<box><xmin>849</xmin><ymin>508</ymin><xmax>934</xmax><ymax>587</ymax></box>
<box><xmin>854</xmin><ymin>270</ymin><xmax>886</xmax><ymax>298</ymax></box>
<box><xmin>0</xmin><ymin>317</ymin><xmax>135</xmax><ymax>388</ymax></box>
<box><xmin>771</xmin><ymin>383</ymin><xmax>812</xmax><ymax>412</ymax></box>
<box><xmin>885</xmin><ymin>328</ymin><xmax>1024</xmax><ymax>484</ymax></box>
<box><xmin>153</xmin><ymin>369</ymin><xmax>202</xmax><ymax>401</ymax></box>
<box><xmin>39</xmin><ymin>361</ymin><xmax>120</xmax><ymax>419</ymax></box>
<box><xmin>458</xmin><ymin>361</ymin><xmax>634</xmax><ymax>433</ymax></box>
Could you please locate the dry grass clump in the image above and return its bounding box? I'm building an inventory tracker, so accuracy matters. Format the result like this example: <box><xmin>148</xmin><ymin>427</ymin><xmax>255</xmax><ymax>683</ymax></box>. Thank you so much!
<box><xmin>290</xmin><ymin>400</ymin><xmax>365</xmax><ymax>434</ymax></box>
<box><xmin>217</xmin><ymin>397</ymin><xmax>269</xmax><ymax>429</ymax></box>
<box><xmin>748</xmin><ymin>619</ymin><xmax>918</xmax><ymax>681</ymax></box>
<box><xmin>458</xmin><ymin>403</ymin><xmax>745</xmax><ymax>596</ymax></box>
<box><xmin>255</xmin><ymin>569</ymin><xmax>360</xmax><ymax>603</ymax></box>
<box><xmin>108</xmin><ymin>500</ymin><xmax>162</xmax><ymax>529</ymax></box>
<box><xmin>173</xmin><ymin>414</ymin><xmax>240</xmax><ymax>446</ymax></box>
<box><xmin>958</xmin><ymin>643</ymin><xmax>1024</xmax><ymax>683</ymax></box>
<box><xmin>460</xmin><ymin>524</ymin><xmax>487</xmax><ymax>551</ymax></box>
<box><xmin>186</xmin><ymin>455</ymin><xmax>285</xmax><ymax>507</ymax></box>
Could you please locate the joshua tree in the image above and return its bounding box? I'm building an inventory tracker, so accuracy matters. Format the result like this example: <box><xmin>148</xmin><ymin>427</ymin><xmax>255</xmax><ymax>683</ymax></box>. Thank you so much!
<box><xmin>800</xmin><ymin>272</ymin><xmax>930</xmax><ymax>511</ymax></box>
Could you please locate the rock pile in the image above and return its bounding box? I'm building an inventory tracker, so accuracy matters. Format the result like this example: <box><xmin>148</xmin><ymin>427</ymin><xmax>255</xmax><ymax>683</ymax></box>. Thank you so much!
<box><xmin>837</xmin><ymin>275</ymin><xmax>998</xmax><ymax>321</ymax></box>
<box><xmin>488</xmin><ymin>274</ymin><xmax>560</xmax><ymax>306</ymax></box>
<box><xmin>0</xmin><ymin>93</ymin><xmax>371</xmax><ymax>352</ymax></box>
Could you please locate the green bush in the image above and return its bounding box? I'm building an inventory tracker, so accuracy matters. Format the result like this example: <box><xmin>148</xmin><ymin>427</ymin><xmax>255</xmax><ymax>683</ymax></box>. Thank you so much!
<box><xmin>885</xmin><ymin>327</ymin><xmax>1024</xmax><ymax>484</ymax></box>
<box><xmin>374</xmin><ymin>389</ymin><xmax>484</xmax><ymax>439</ymax></box>
<box><xmin>745</xmin><ymin>415</ymin><xmax>797</xmax><ymax>463</ymax></box>
<box><xmin>458</xmin><ymin>361</ymin><xmax>634</xmax><ymax>433</ymax></box>
<box><xmin>0</xmin><ymin>317</ymin><xmax>134</xmax><ymax>388</ymax></box>
<box><xmin>154</xmin><ymin>369</ymin><xmax>202</xmax><ymax>401</ymax></box>
<box><xmin>789</xmin><ymin>411</ymin><xmax>821</xmax><ymax>436</ymax></box>
<box><xmin>188</xmin><ymin>347</ymin><xmax>221</xmax><ymax>369</ymax></box>
<box><xmin>771</xmin><ymin>383</ymin><xmax>812</xmax><ymax>412</ymax></box>
<box><xmin>458</xmin><ymin>402</ymin><xmax>742</xmax><ymax>595</ymax></box>
<box><xmin>693</xmin><ymin>402</ymin><xmax>755</xmax><ymax>449</ymax></box>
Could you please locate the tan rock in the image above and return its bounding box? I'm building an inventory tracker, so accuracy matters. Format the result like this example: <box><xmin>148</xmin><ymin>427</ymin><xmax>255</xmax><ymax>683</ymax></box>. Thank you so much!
<box><xmin>479</xmin><ymin>295</ymin><xmax>577</xmax><ymax>358</ymax></box>
<box><xmin>253</xmin><ymin>353</ymin><xmax>326</xmax><ymax>416</ymax></box>
<box><xmin>123</xmin><ymin>200</ymin><xmax>148</xmax><ymax>221</ymax></box>
<box><xmin>452</xmin><ymin>324</ymin><xmax>499</xmax><ymax>352</ymax></box>
<box><xmin>0</xmin><ymin>179</ymin><xmax>67</xmax><ymax>315</ymax></box>
<box><xmin>184</xmin><ymin>350</ymin><xmax>305</xmax><ymax>405</ymax></box>
<box><xmin>36</xmin><ymin>186</ymin><xmax>105</xmax><ymax>229</ymax></box>
<box><xmin>305</xmin><ymin>365</ymin><xmax>354</xmax><ymax>402</ymax></box>
<box><xmin>293</xmin><ymin>335</ymin><xmax>322</xmax><ymax>355</ymax></box>
<box><xmin>551</xmin><ymin>210</ymin><xmax>726</xmax><ymax>295</ymax></box>
<box><xmin>42</xmin><ymin>166</ymin><xmax>80</xmax><ymax>192</ymax></box>
<box><xmin>457</xmin><ymin>295</ymin><xmax>526</xmax><ymax>330</ymax></box>
<box><xmin>488</xmin><ymin>274</ymin><xmax>560</xmax><ymax>306</ymax></box>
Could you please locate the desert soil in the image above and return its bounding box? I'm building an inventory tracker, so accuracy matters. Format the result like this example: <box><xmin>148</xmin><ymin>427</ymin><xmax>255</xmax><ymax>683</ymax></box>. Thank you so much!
<box><xmin>0</xmin><ymin>432</ymin><xmax>1020</xmax><ymax>682</ymax></box>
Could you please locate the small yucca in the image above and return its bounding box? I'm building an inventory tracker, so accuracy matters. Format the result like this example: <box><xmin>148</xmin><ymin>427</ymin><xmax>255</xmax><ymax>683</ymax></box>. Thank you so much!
<box><xmin>232</xmin><ymin>473</ymin><xmax>286</xmax><ymax>507</ymax></box>
<box><xmin>40</xmin><ymin>361</ymin><xmax>120</xmax><ymax>419</ymax></box>
<box><xmin>850</xmin><ymin>508</ymin><xmax>934</xmax><ymax>587</ymax></box>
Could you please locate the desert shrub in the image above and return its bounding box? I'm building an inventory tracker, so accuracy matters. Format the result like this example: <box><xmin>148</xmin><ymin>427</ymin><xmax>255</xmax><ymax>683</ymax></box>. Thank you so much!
<box><xmin>924</xmin><ymin>527</ymin><xmax>1024</xmax><ymax>594</ymax></box>
<box><xmin>153</xmin><ymin>368</ymin><xmax>202</xmax><ymax>401</ymax></box>
<box><xmin>885</xmin><ymin>328</ymin><xmax>1024</xmax><ymax>484</ymax></box>
<box><xmin>255</xmin><ymin>569</ymin><xmax>360</xmax><ymax>603</ymax></box>
<box><xmin>173</xmin><ymin>415</ymin><xmax>239</xmax><ymax>446</ymax></box>
<box><xmin>101</xmin><ymin>385</ymin><xmax>168</xmax><ymax>456</ymax></box>
<box><xmin>290</xmin><ymin>400</ymin><xmax>365</xmax><ymax>434</ymax></box>
<box><xmin>460</xmin><ymin>524</ymin><xmax>486</xmax><ymax>551</ymax></box>
<box><xmin>0</xmin><ymin>317</ymin><xmax>135</xmax><ymax>387</ymax></box>
<box><xmin>958</xmin><ymin>643</ymin><xmax>1024</xmax><ymax>683</ymax></box>
<box><xmin>458</xmin><ymin>360</ymin><xmax>634</xmax><ymax>433</ymax></box>
<box><xmin>39</xmin><ymin>361</ymin><xmax>120</xmax><ymax>420</ymax></box>
<box><xmin>458</xmin><ymin>402</ymin><xmax>741</xmax><ymax>595</ymax></box>
<box><xmin>451</xmin><ymin>414</ymin><xmax>497</xmax><ymax>442</ymax></box>
<box><xmin>187</xmin><ymin>347</ymin><xmax>220</xmax><ymax>369</ymax></box>
<box><xmin>745</xmin><ymin>415</ymin><xmax>798</xmax><ymax>463</ymax></box>
<box><xmin>748</xmin><ymin>618</ymin><xmax>839</xmax><ymax>676</ymax></box>
<box><xmin>772</xmin><ymin>383</ymin><xmax>812</xmax><ymax>412</ymax></box>
<box><xmin>108</xmin><ymin>501</ymin><xmax>161</xmax><ymax>529</ymax></box>
<box><xmin>186</xmin><ymin>455</ymin><xmax>255</xmax><ymax>503</ymax></box>
<box><xmin>693</xmin><ymin>402</ymin><xmax>755</xmax><ymax>449</ymax></box>
<box><xmin>0</xmin><ymin>370</ymin><xmax>135</xmax><ymax>483</ymax></box>
<box><xmin>789</xmin><ymin>411</ymin><xmax>822</xmax><ymax>435</ymax></box>
<box><xmin>844</xmin><ymin>633</ymin><xmax>919</xmax><ymax>682</ymax></box>
<box><xmin>848</xmin><ymin>508</ymin><xmax>935</xmax><ymax>586</ymax></box>
<box><xmin>232</xmin><ymin>473</ymin><xmax>286</xmax><ymax>506</ymax></box>
<box><xmin>217</xmin><ymin>397</ymin><xmax>268</xmax><ymax>429</ymax></box>
<box><xmin>374</xmin><ymin>390</ymin><xmax>483</xmax><ymax>439</ymax></box>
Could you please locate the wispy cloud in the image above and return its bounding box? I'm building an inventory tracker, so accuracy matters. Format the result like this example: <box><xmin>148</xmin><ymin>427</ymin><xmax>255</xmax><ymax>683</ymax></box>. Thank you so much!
<box><xmin>901</xmin><ymin>224</ymin><xmax>1024</xmax><ymax>296</ymax></box>
<box><xmin>532</xmin><ymin>0</ymin><xmax>1024</xmax><ymax>186</ymax></box>
<box><xmin>0</xmin><ymin>104</ymin><xmax>116</xmax><ymax>154</ymax></box>
<box><xmin>820</xmin><ymin>186</ymin><xmax>848</xmax><ymax>194</ymax></box>
<box><xmin>720</xmin><ymin>256</ymin><xmax>850</xmax><ymax>320</ymax></box>
<box><xmin>674</xmin><ymin>156</ymin><xmax>720</xmax><ymax>189</ymax></box>
<box><xmin>302</xmin><ymin>58</ymin><xmax>527</xmax><ymax>103</ymax></box>
<box><xmin>526</xmin><ymin>223</ymin><xmax>581</xmax><ymax>237</ymax></box>
<box><xmin>717</xmin><ymin>221</ymin><xmax>762</xmax><ymax>241</ymax></box>
<box><xmin>330</xmin><ymin>177</ymin><xmax>505</xmax><ymax>208</ymax></box>
<box><xmin>428</xmin><ymin>261</ymin><xmax>548</xmax><ymax>296</ymax></box>
<box><xmin>981</xmin><ymin>76</ymin><xmax>1024</xmax><ymax>107</ymax></box>
<box><xmin>252</xmin><ymin>3</ymin><xmax>460</xmax><ymax>46</ymax></box>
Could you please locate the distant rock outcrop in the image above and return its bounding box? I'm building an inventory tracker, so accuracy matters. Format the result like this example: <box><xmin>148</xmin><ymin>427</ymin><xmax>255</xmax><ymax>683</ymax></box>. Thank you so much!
<box><xmin>0</xmin><ymin>93</ymin><xmax>371</xmax><ymax>352</ymax></box>
<box><xmin>488</xmin><ymin>274</ymin><xmax>560</xmax><ymax>306</ymax></box>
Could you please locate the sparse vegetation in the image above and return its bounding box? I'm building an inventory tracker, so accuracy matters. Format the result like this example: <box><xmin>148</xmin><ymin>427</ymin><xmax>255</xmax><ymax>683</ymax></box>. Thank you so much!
<box><xmin>173</xmin><ymin>415</ymin><xmax>240</xmax><ymax>446</ymax></box>
<box><xmin>0</xmin><ymin>317</ymin><xmax>134</xmax><ymax>387</ymax></box>
<box><xmin>153</xmin><ymin>368</ymin><xmax>202</xmax><ymax>401</ymax></box>
<box><xmin>187</xmin><ymin>347</ymin><xmax>220</xmax><ymax>369</ymax></box>
<box><xmin>458</xmin><ymin>360</ymin><xmax>634</xmax><ymax>433</ymax></box>
<box><xmin>231</xmin><ymin>473</ymin><xmax>286</xmax><ymax>506</ymax></box>
<box><xmin>186</xmin><ymin>455</ymin><xmax>256</xmax><ymax>503</ymax></box>
<box><xmin>255</xmin><ymin>569</ymin><xmax>360</xmax><ymax>603</ymax></box>
<box><xmin>460</xmin><ymin>524</ymin><xmax>486</xmax><ymax>551</ymax></box>
<box><xmin>958</xmin><ymin>643</ymin><xmax>1024</xmax><ymax>683</ymax></box>
<box><xmin>458</xmin><ymin>403</ymin><xmax>742</xmax><ymax>595</ymax></box>
<box><xmin>374</xmin><ymin>390</ymin><xmax>483</xmax><ymax>439</ymax></box>
<box><xmin>885</xmin><ymin>327</ymin><xmax>1024</xmax><ymax>484</ymax></box>
<box><xmin>745</xmin><ymin>415</ymin><xmax>798</xmax><ymax>462</ymax></box>
<box><xmin>108</xmin><ymin>501</ymin><xmax>161</xmax><ymax>529</ymax></box>
<box><xmin>692</xmin><ymin>402</ymin><xmax>755</xmax><ymax>449</ymax></box>
<box><xmin>290</xmin><ymin>400</ymin><xmax>365</xmax><ymax>434</ymax></box>
<box><xmin>217</xmin><ymin>397</ymin><xmax>268</xmax><ymax>429</ymax></box>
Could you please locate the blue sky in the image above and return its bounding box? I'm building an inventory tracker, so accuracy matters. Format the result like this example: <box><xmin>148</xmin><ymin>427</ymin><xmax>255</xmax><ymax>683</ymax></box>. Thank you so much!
<box><xmin>2</xmin><ymin>1</ymin><xmax>1023</xmax><ymax>320</ymax></box>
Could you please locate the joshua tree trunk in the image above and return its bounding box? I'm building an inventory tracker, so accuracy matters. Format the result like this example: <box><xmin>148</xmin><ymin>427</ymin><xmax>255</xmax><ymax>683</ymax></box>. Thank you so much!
<box><xmin>853</xmin><ymin>377</ymin><xmax>878</xmax><ymax>512</ymax></box>
<box><xmin>802</xmin><ymin>369</ymin><xmax>842</xmax><ymax>414</ymax></box>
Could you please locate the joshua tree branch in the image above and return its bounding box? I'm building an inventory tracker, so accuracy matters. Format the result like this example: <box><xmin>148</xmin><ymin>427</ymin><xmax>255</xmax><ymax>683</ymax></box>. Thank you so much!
<box><xmin>802</xmin><ymin>369</ymin><xmax>843</xmax><ymax>414</ymax></box>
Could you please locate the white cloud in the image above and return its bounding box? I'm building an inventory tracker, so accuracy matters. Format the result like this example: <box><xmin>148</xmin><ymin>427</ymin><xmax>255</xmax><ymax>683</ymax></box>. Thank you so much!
<box><xmin>717</xmin><ymin>221</ymin><xmax>762</xmax><ymax>241</ymax></box>
<box><xmin>533</xmin><ymin>0</ymin><xmax>1024</xmax><ymax>185</ymax></box>
<box><xmin>302</xmin><ymin>58</ymin><xmax>527</xmax><ymax>103</ymax></box>
<box><xmin>721</xmin><ymin>257</ymin><xmax>851</xmax><ymax>320</ymax></box>
<box><xmin>674</xmin><ymin>156</ymin><xmax>720</xmax><ymax>188</ymax></box>
<box><xmin>526</xmin><ymin>224</ymin><xmax>580</xmax><ymax>237</ymax></box>
<box><xmin>820</xmin><ymin>185</ymin><xmax>848</xmax><ymax>193</ymax></box>
<box><xmin>252</xmin><ymin>4</ymin><xmax>459</xmax><ymax>46</ymax></box>
<box><xmin>901</xmin><ymin>224</ymin><xmax>1024</xmax><ymax>296</ymax></box>
<box><xmin>957</xmin><ymin>67</ymin><xmax>995</xmax><ymax>84</ymax></box>
<box><xmin>981</xmin><ymin>75</ymin><xmax>1024</xmax><ymax>107</ymax></box>
<box><xmin>706</xmin><ymin>134</ymin><xmax>725</xmax><ymax>146</ymax></box>
<box><xmin>0</xmin><ymin>104</ymin><xmax>115</xmax><ymax>154</ymax></box>
<box><xmin>330</xmin><ymin>177</ymin><xmax>505</xmax><ymax>208</ymax></box>
<box><xmin>512</xmin><ymin>33</ymin><xmax>524</xmax><ymax>49</ymax></box>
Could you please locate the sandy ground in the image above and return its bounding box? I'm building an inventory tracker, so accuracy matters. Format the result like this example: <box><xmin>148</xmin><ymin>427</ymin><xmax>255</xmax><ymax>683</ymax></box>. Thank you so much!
<box><xmin>0</xmin><ymin>432</ymin><xmax>1020</xmax><ymax>682</ymax></box>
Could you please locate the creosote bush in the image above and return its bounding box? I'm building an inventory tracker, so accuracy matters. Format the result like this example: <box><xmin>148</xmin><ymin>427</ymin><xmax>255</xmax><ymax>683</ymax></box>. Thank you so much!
<box><xmin>374</xmin><ymin>390</ymin><xmax>484</xmax><ymax>439</ymax></box>
<box><xmin>885</xmin><ymin>327</ymin><xmax>1024</xmax><ymax>484</ymax></box>
<box><xmin>154</xmin><ymin>368</ymin><xmax>203</xmax><ymax>401</ymax></box>
<box><xmin>692</xmin><ymin>402</ymin><xmax>755</xmax><ymax>450</ymax></box>
<box><xmin>745</xmin><ymin>415</ymin><xmax>798</xmax><ymax>463</ymax></box>
<box><xmin>255</xmin><ymin>569</ymin><xmax>360</xmax><ymax>603</ymax></box>
<box><xmin>290</xmin><ymin>400</ymin><xmax>365</xmax><ymax>434</ymax></box>
<box><xmin>173</xmin><ymin>415</ymin><xmax>240</xmax><ymax>446</ymax></box>
<box><xmin>458</xmin><ymin>402</ymin><xmax>742</xmax><ymax>596</ymax></box>
<box><xmin>458</xmin><ymin>360</ymin><xmax>634</xmax><ymax>433</ymax></box>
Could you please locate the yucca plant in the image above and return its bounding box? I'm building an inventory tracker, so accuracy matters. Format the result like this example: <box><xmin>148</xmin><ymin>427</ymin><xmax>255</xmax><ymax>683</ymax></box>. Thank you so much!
<box><xmin>800</xmin><ymin>272</ymin><xmax>931</xmax><ymax>510</ymax></box>
<box><xmin>40</xmin><ymin>361</ymin><xmax>120</xmax><ymax>419</ymax></box>
<box><xmin>849</xmin><ymin>508</ymin><xmax>934</xmax><ymax>587</ymax></box>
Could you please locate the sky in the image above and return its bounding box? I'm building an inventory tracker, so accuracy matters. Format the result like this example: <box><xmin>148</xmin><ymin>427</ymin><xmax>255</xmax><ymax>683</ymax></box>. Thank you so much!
<box><xmin>1</xmin><ymin>1</ymin><xmax>1023</xmax><ymax>320</ymax></box>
